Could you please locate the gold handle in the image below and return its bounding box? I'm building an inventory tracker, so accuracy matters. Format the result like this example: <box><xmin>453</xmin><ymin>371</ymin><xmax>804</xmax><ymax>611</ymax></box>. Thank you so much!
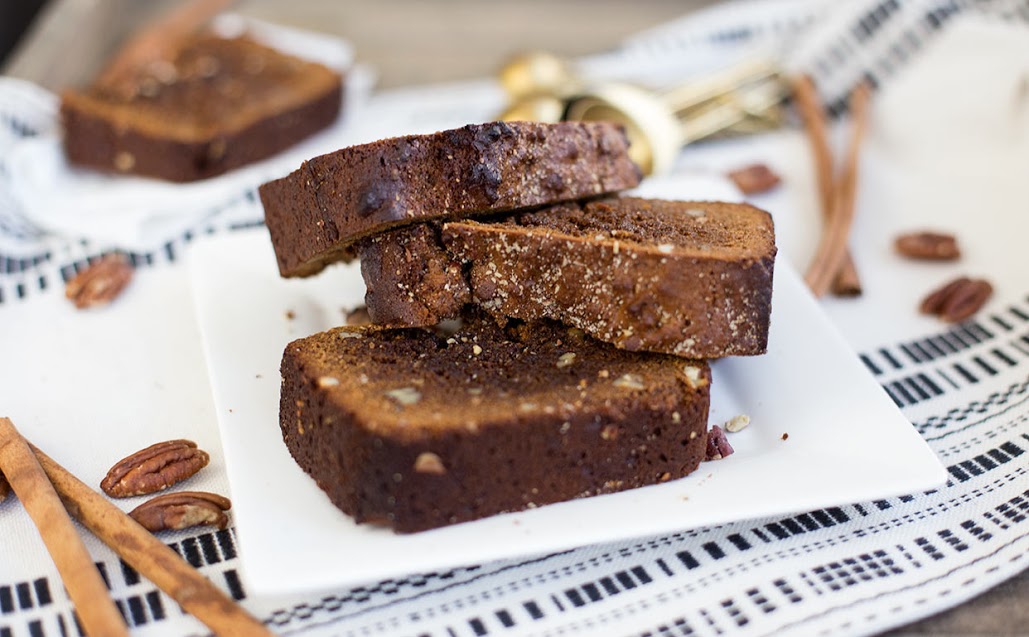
<box><xmin>498</xmin><ymin>53</ymin><xmax>788</xmax><ymax>175</ymax></box>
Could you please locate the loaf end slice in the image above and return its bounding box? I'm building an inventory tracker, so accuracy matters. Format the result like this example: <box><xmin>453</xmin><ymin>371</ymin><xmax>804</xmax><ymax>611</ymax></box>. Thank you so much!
<box><xmin>260</xmin><ymin>120</ymin><xmax>642</xmax><ymax>278</ymax></box>
<box><xmin>280</xmin><ymin>314</ymin><xmax>710</xmax><ymax>533</ymax></box>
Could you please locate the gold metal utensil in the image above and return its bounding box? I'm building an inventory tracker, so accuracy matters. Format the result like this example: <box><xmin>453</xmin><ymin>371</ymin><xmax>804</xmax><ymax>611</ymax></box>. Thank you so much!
<box><xmin>498</xmin><ymin>53</ymin><xmax>788</xmax><ymax>175</ymax></box>
<box><xmin>499</xmin><ymin>51</ymin><xmax>578</xmax><ymax>101</ymax></box>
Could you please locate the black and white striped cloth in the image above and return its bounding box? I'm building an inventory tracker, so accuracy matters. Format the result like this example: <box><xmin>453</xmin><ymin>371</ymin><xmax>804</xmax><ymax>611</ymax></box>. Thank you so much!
<box><xmin>1</xmin><ymin>1</ymin><xmax>1027</xmax><ymax>635</ymax></box>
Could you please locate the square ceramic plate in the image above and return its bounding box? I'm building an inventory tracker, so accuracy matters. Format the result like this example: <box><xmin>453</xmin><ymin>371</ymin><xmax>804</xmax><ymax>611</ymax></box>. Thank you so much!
<box><xmin>189</xmin><ymin>226</ymin><xmax>946</xmax><ymax>597</ymax></box>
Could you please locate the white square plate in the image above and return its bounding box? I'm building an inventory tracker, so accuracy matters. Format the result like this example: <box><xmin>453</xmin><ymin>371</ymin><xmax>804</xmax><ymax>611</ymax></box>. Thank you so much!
<box><xmin>190</xmin><ymin>224</ymin><xmax>946</xmax><ymax>597</ymax></box>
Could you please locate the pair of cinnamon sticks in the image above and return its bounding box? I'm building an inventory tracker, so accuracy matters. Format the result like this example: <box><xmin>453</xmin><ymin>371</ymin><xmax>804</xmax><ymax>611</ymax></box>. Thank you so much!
<box><xmin>0</xmin><ymin>417</ymin><xmax>272</xmax><ymax>637</ymax></box>
<box><xmin>793</xmin><ymin>75</ymin><xmax>872</xmax><ymax>298</ymax></box>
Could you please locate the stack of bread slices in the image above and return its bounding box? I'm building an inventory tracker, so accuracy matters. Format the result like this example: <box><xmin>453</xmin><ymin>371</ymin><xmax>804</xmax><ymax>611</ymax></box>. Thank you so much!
<box><xmin>259</xmin><ymin>121</ymin><xmax>776</xmax><ymax>533</ymax></box>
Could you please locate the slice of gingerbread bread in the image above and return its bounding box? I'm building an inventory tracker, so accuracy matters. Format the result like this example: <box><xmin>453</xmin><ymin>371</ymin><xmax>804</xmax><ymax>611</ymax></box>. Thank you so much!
<box><xmin>259</xmin><ymin>121</ymin><xmax>642</xmax><ymax>277</ymax></box>
<box><xmin>358</xmin><ymin>198</ymin><xmax>776</xmax><ymax>359</ymax></box>
<box><xmin>280</xmin><ymin>312</ymin><xmax>710</xmax><ymax>533</ymax></box>
<box><xmin>62</xmin><ymin>34</ymin><xmax>343</xmax><ymax>182</ymax></box>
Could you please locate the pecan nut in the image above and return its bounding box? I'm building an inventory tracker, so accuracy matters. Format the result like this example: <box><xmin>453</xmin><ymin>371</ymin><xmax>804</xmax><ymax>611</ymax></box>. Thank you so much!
<box><xmin>895</xmin><ymin>231</ymin><xmax>960</xmax><ymax>260</ymax></box>
<box><xmin>101</xmin><ymin>439</ymin><xmax>209</xmax><ymax>497</ymax></box>
<box><xmin>727</xmin><ymin>163</ymin><xmax>781</xmax><ymax>195</ymax></box>
<box><xmin>920</xmin><ymin>276</ymin><xmax>993</xmax><ymax>323</ymax></box>
<box><xmin>129</xmin><ymin>491</ymin><xmax>231</xmax><ymax>533</ymax></box>
<box><xmin>704</xmin><ymin>425</ymin><xmax>735</xmax><ymax>461</ymax></box>
<box><xmin>65</xmin><ymin>254</ymin><xmax>134</xmax><ymax>309</ymax></box>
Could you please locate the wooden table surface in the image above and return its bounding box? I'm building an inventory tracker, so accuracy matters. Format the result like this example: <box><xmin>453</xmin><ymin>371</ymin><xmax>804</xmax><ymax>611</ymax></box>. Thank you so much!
<box><xmin>3</xmin><ymin>1</ymin><xmax>1026</xmax><ymax>635</ymax></box>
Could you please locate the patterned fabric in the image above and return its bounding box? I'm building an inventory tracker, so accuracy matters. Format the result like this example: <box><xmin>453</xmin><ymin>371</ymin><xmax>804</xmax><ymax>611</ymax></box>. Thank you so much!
<box><xmin>1</xmin><ymin>1</ymin><xmax>1027</xmax><ymax>636</ymax></box>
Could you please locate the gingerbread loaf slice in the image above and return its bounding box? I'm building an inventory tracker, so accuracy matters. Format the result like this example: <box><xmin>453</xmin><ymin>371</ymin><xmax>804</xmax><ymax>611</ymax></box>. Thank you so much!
<box><xmin>280</xmin><ymin>313</ymin><xmax>710</xmax><ymax>533</ymax></box>
<box><xmin>62</xmin><ymin>34</ymin><xmax>343</xmax><ymax>183</ymax></box>
<box><xmin>259</xmin><ymin>121</ymin><xmax>642</xmax><ymax>277</ymax></box>
<box><xmin>358</xmin><ymin>198</ymin><xmax>776</xmax><ymax>358</ymax></box>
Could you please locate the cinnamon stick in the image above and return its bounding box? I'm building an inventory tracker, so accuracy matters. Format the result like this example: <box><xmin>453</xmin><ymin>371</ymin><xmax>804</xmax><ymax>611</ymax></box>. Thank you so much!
<box><xmin>0</xmin><ymin>418</ymin><xmax>129</xmax><ymax>637</ymax></box>
<box><xmin>792</xmin><ymin>75</ymin><xmax>864</xmax><ymax>296</ymax></box>
<box><xmin>803</xmin><ymin>82</ymin><xmax>872</xmax><ymax>298</ymax></box>
<box><xmin>30</xmin><ymin>443</ymin><xmax>274</xmax><ymax>637</ymax></box>
<box><xmin>96</xmin><ymin>0</ymin><xmax>235</xmax><ymax>96</ymax></box>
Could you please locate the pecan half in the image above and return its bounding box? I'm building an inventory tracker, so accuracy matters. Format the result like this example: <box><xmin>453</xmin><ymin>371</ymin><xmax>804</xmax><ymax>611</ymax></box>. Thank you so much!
<box><xmin>895</xmin><ymin>231</ymin><xmax>960</xmax><ymax>260</ymax></box>
<box><xmin>65</xmin><ymin>254</ymin><xmax>134</xmax><ymax>309</ymax></box>
<box><xmin>705</xmin><ymin>425</ymin><xmax>735</xmax><ymax>461</ymax></box>
<box><xmin>920</xmin><ymin>276</ymin><xmax>993</xmax><ymax>323</ymax></box>
<box><xmin>129</xmin><ymin>491</ymin><xmax>231</xmax><ymax>533</ymax></box>
<box><xmin>101</xmin><ymin>439</ymin><xmax>209</xmax><ymax>497</ymax></box>
<box><xmin>0</xmin><ymin>471</ymin><xmax>9</xmax><ymax>503</ymax></box>
<box><xmin>920</xmin><ymin>277</ymin><xmax>969</xmax><ymax>315</ymax></box>
<box><xmin>727</xmin><ymin>163</ymin><xmax>781</xmax><ymax>195</ymax></box>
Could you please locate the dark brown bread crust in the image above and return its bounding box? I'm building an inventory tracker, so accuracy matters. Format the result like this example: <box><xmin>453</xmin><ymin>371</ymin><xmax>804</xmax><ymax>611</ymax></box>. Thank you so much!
<box><xmin>360</xmin><ymin>198</ymin><xmax>776</xmax><ymax>358</ymax></box>
<box><xmin>259</xmin><ymin>121</ymin><xmax>642</xmax><ymax>277</ymax></box>
<box><xmin>61</xmin><ymin>35</ymin><xmax>343</xmax><ymax>182</ymax></box>
<box><xmin>280</xmin><ymin>314</ymin><xmax>710</xmax><ymax>533</ymax></box>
